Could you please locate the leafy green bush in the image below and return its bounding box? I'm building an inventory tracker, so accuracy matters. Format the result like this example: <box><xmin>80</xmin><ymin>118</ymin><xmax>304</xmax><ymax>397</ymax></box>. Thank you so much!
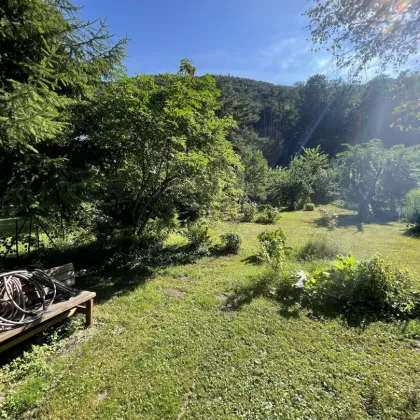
<box><xmin>402</xmin><ymin>188</ymin><xmax>420</xmax><ymax>226</ymax></box>
<box><xmin>308</xmin><ymin>255</ymin><xmax>420</xmax><ymax>319</ymax></box>
<box><xmin>256</xmin><ymin>206</ymin><xmax>280</xmax><ymax>224</ymax></box>
<box><xmin>257</xmin><ymin>229</ymin><xmax>292</xmax><ymax>270</ymax></box>
<box><xmin>296</xmin><ymin>234</ymin><xmax>345</xmax><ymax>261</ymax></box>
<box><xmin>241</xmin><ymin>202</ymin><xmax>258</xmax><ymax>222</ymax></box>
<box><xmin>304</xmin><ymin>202</ymin><xmax>315</xmax><ymax>211</ymax></box>
<box><xmin>318</xmin><ymin>207</ymin><xmax>338</xmax><ymax>230</ymax></box>
<box><xmin>244</xmin><ymin>253</ymin><xmax>420</xmax><ymax>321</ymax></box>
<box><xmin>186</xmin><ymin>221</ymin><xmax>212</xmax><ymax>250</ymax></box>
<box><xmin>219</xmin><ymin>233</ymin><xmax>242</xmax><ymax>254</ymax></box>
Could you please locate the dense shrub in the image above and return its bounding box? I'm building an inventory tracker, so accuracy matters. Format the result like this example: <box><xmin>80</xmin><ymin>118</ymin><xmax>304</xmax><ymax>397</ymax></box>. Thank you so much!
<box><xmin>256</xmin><ymin>206</ymin><xmax>280</xmax><ymax>224</ymax></box>
<box><xmin>247</xmin><ymin>253</ymin><xmax>420</xmax><ymax>322</ymax></box>
<box><xmin>296</xmin><ymin>234</ymin><xmax>345</xmax><ymax>261</ymax></box>
<box><xmin>318</xmin><ymin>207</ymin><xmax>338</xmax><ymax>230</ymax></box>
<box><xmin>257</xmin><ymin>229</ymin><xmax>292</xmax><ymax>269</ymax></box>
<box><xmin>219</xmin><ymin>233</ymin><xmax>242</xmax><ymax>254</ymax></box>
<box><xmin>186</xmin><ymin>221</ymin><xmax>212</xmax><ymax>250</ymax></box>
<box><xmin>241</xmin><ymin>202</ymin><xmax>258</xmax><ymax>222</ymax></box>
<box><xmin>308</xmin><ymin>255</ymin><xmax>420</xmax><ymax>319</ymax></box>
<box><xmin>402</xmin><ymin>188</ymin><xmax>420</xmax><ymax>226</ymax></box>
<box><xmin>304</xmin><ymin>202</ymin><xmax>315</xmax><ymax>211</ymax></box>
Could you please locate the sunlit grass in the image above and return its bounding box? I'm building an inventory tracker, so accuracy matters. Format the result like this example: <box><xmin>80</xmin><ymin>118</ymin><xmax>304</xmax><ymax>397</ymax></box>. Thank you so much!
<box><xmin>1</xmin><ymin>208</ymin><xmax>419</xmax><ymax>418</ymax></box>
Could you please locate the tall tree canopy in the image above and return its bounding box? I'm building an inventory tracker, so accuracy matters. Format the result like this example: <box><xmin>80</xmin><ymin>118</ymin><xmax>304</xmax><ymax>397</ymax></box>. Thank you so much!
<box><xmin>213</xmin><ymin>73</ymin><xmax>419</xmax><ymax>167</ymax></box>
<box><xmin>305</xmin><ymin>0</ymin><xmax>420</xmax><ymax>79</ymax></box>
<box><xmin>338</xmin><ymin>139</ymin><xmax>420</xmax><ymax>220</ymax></box>
<box><xmin>0</xmin><ymin>0</ymin><xmax>126</xmax><ymax>215</ymax></box>
<box><xmin>84</xmin><ymin>61</ymin><xmax>241</xmax><ymax>236</ymax></box>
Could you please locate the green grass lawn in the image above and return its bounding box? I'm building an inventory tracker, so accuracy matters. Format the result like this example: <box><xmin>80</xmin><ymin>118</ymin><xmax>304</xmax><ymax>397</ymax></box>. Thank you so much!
<box><xmin>1</xmin><ymin>209</ymin><xmax>420</xmax><ymax>419</ymax></box>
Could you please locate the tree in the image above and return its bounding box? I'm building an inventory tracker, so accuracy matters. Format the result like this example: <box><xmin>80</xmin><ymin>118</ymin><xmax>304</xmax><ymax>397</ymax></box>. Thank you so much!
<box><xmin>85</xmin><ymin>61</ymin><xmax>241</xmax><ymax>236</ymax></box>
<box><xmin>270</xmin><ymin>146</ymin><xmax>330</xmax><ymax>209</ymax></box>
<box><xmin>391</xmin><ymin>71</ymin><xmax>420</xmax><ymax>137</ymax></box>
<box><xmin>242</xmin><ymin>149</ymin><xmax>272</xmax><ymax>202</ymax></box>
<box><xmin>402</xmin><ymin>188</ymin><xmax>420</xmax><ymax>226</ymax></box>
<box><xmin>338</xmin><ymin>139</ymin><xmax>420</xmax><ymax>220</ymax></box>
<box><xmin>0</xmin><ymin>0</ymin><xmax>126</xmax><ymax>216</ymax></box>
<box><xmin>305</xmin><ymin>0</ymin><xmax>420</xmax><ymax>79</ymax></box>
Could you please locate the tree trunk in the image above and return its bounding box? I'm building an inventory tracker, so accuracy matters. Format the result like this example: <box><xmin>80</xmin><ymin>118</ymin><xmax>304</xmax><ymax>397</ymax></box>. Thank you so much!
<box><xmin>357</xmin><ymin>201</ymin><xmax>373</xmax><ymax>222</ymax></box>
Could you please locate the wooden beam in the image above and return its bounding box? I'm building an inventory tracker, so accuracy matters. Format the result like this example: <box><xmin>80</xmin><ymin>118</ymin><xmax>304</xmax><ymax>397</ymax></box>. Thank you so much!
<box><xmin>0</xmin><ymin>291</ymin><xmax>96</xmax><ymax>344</ymax></box>
<box><xmin>86</xmin><ymin>298</ymin><xmax>94</xmax><ymax>327</ymax></box>
<box><xmin>0</xmin><ymin>309</ymin><xmax>76</xmax><ymax>353</ymax></box>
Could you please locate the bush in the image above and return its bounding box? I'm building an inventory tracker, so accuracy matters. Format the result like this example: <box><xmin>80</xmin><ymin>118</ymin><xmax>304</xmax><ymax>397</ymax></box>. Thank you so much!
<box><xmin>185</xmin><ymin>220</ymin><xmax>212</xmax><ymax>250</ymax></box>
<box><xmin>219</xmin><ymin>233</ymin><xmax>242</xmax><ymax>254</ymax></box>
<box><xmin>257</xmin><ymin>229</ymin><xmax>292</xmax><ymax>270</ymax></box>
<box><xmin>256</xmin><ymin>206</ymin><xmax>280</xmax><ymax>224</ymax></box>
<box><xmin>242</xmin><ymin>201</ymin><xmax>257</xmax><ymax>222</ymax></box>
<box><xmin>237</xmin><ymin>253</ymin><xmax>420</xmax><ymax>322</ymax></box>
<box><xmin>304</xmin><ymin>203</ymin><xmax>315</xmax><ymax>211</ymax></box>
<box><xmin>296</xmin><ymin>234</ymin><xmax>345</xmax><ymax>261</ymax></box>
<box><xmin>402</xmin><ymin>188</ymin><xmax>420</xmax><ymax>226</ymax></box>
<box><xmin>308</xmin><ymin>254</ymin><xmax>420</xmax><ymax>319</ymax></box>
<box><xmin>318</xmin><ymin>207</ymin><xmax>338</xmax><ymax>230</ymax></box>
<box><xmin>241</xmin><ymin>202</ymin><xmax>258</xmax><ymax>222</ymax></box>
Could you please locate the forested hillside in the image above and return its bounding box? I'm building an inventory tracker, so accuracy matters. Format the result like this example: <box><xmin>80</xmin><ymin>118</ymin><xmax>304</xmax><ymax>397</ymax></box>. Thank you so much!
<box><xmin>214</xmin><ymin>74</ymin><xmax>420</xmax><ymax>166</ymax></box>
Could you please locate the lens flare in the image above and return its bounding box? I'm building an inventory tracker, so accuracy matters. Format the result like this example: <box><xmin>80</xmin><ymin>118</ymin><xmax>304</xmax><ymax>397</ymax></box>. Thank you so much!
<box><xmin>382</xmin><ymin>0</ymin><xmax>411</xmax><ymax>34</ymax></box>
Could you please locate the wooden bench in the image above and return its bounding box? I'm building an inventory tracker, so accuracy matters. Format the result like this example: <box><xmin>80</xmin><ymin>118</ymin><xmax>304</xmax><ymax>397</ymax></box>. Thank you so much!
<box><xmin>0</xmin><ymin>264</ymin><xmax>96</xmax><ymax>354</ymax></box>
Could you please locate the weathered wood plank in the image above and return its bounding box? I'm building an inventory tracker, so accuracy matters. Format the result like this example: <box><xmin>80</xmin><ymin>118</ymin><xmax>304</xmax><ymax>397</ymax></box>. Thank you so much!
<box><xmin>44</xmin><ymin>263</ymin><xmax>75</xmax><ymax>286</ymax></box>
<box><xmin>0</xmin><ymin>309</ymin><xmax>77</xmax><ymax>354</ymax></box>
<box><xmin>0</xmin><ymin>290</ymin><xmax>96</xmax><ymax>344</ymax></box>
<box><xmin>22</xmin><ymin>263</ymin><xmax>76</xmax><ymax>301</ymax></box>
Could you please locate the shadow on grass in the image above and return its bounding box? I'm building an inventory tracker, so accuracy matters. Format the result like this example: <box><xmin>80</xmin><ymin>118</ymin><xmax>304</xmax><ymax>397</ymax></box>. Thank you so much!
<box><xmin>313</xmin><ymin>214</ymin><xmax>395</xmax><ymax>233</ymax></box>
<box><xmin>403</xmin><ymin>225</ymin><xmax>420</xmax><ymax>238</ymax></box>
<box><xmin>75</xmin><ymin>243</ymin><xmax>209</xmax><ymax>303</ymax></box>
<box><xmin>3</xmin><ymin>240</ymin><xmax>207</xmax><ymax>299</ymax></box>
<box><xmin>241</xmin><ymin>255</ymin><xmax>262</xmax><ymax>265</ymax></box>
<box><xmin>0</xmin><ymin>241</ymin><xmax>209</xmax><ymax>362</ymax></box>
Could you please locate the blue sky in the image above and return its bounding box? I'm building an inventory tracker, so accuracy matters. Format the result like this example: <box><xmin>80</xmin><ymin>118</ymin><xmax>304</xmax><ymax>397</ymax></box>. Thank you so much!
<box><xmin>77</xmin><ymin>0</ymin><xmax>335</xmax><ymax>85</ymax></box>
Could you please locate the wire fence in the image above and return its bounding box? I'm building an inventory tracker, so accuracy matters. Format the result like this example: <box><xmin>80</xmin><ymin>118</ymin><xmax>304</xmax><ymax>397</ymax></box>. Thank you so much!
<box><xmin>0</xmin><ymin>216</ymin><xmax>57</xmax><ymax>262</ymax></box>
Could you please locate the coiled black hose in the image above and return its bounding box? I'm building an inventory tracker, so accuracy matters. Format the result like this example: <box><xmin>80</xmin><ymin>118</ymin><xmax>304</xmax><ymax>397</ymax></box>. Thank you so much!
<box><xmin>0</xmin><ymin>268</ymin><xmax>77</xmax><ymax>331</ymax></box>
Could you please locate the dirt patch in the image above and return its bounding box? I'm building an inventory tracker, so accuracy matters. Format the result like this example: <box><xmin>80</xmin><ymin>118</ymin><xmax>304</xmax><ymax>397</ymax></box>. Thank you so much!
<box><xmin>221</xmin><ymin>304</ymin><xmax>239</xmax><ymax>312</ymax></box>
<box><xmin>215</xmin><ymin>293</ymin><xmax>229</xmax><ymax>303</ymax></box>
<box><xmin>58</xmin><ymin>320</ymin><xmax>100</xmax><ymax>355</ymax></box>
<box><xmin>166</xmin><ymin>288</ymin><xmax>186</xmax><ymax>299</ymax></box>
<box><xmin>96</xmin><ymin>389</ymin><xmax>109</xmax><ymax>402</ymax></box>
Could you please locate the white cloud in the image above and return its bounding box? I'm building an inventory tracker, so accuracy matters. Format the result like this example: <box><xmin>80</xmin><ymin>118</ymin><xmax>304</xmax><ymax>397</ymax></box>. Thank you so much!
<box><xmin>260</xmin><ymin>37</ymin><xmax>310</xmax><ymax>70</ymax></box>
<box><xmin>315</xmin><ymin>57</ymin><xmax>331</xmax><ymax>71</ymax></box>
<box><xmin>257</xmin><ymin>35</ymin><xmax>338</xmax><ymax>83</ymax></box>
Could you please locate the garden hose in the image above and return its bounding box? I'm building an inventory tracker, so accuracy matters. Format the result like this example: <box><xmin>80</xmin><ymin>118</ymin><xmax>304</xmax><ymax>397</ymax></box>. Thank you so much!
<box><xmin>0</xmin><ymin>268</ymin><xmax>77</xmax><ymax>331</ymax></box>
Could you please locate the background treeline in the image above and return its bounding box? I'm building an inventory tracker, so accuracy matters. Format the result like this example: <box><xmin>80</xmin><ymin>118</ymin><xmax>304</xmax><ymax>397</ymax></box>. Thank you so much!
<box><xmin>214</xmin><ymin>74</ymin><xmax>420</xmax><ymax>221</ymax></box>
<box><xmin>215</xmin><ymin>73</ymin><xmax>419</xmax><ymax>166</ymax></box>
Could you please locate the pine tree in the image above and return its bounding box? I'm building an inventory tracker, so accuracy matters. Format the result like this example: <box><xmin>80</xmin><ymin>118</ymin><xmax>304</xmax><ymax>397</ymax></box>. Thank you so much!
<box><xmin>0</xmin><ymin>0</ymin><xmax>127</xmax><ymax>214</ymax></box>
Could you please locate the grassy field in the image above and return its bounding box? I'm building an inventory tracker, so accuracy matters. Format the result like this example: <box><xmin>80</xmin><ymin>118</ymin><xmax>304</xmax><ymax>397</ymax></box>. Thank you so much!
<box><xmin>1</xmin><ymin>208</ymin><xmax>420</xmax><ymax>419</ymax></box>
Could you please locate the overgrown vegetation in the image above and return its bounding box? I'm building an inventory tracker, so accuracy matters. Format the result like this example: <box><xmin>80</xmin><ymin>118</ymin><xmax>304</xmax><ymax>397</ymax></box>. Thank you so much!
<box><xmin>402</xmin><ymin>188</ymin><xmax>420</xmax><ymax>227</ymax></box>
<box><xmin>296</xmin><ymin>233</ymin><xmax>345</xmax><ymax>261</ymax></box>
<box><xmin>219</xmin><ymin>233</ymin><xmax>242</xmax><ymax>254</ymax></box>
<box><xmin>256</xmin><ymin>229</ymin><xmax>291</xmax><ymax>269</ymax></box>
<box><xmin>245</xmin><ymin>238</ymin><xmax>420</xmax><ymax>323</ymax></box>
<box><xmin>1</xmin><ymin>1</ymin><xmax>420</xmax><ymax>251</ymax></box>
<box><xmin>256</xmin><ymin>206</ymin><xmax>281</xmax><ymax>224</ymax></box>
